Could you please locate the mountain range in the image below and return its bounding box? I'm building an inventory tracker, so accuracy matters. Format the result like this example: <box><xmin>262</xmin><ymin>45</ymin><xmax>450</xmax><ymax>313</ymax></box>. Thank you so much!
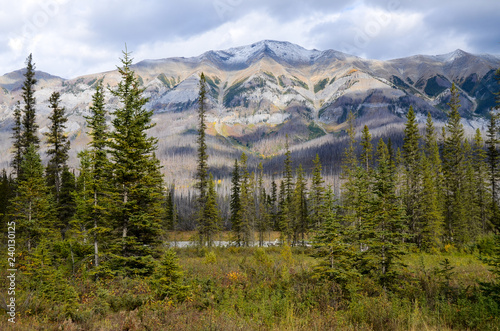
<box><xmin>0</xmin><ymin>40</ymin><xmax>499</xmax><ymax>187</ymax></box>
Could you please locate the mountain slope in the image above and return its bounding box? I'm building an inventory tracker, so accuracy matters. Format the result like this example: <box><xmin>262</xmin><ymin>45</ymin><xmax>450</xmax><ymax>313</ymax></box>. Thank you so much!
<box><xmin>0</xmin><ymin>40</ymin><xmax>499</xmax><ymax>187</ymax></box>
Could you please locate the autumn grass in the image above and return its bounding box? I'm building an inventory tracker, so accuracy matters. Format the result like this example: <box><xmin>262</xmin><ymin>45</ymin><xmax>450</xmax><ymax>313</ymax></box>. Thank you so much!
<box><xmin>1</xmin><ymin>246</ymin><xmax>498</xmax><ymax>330</ymax></box>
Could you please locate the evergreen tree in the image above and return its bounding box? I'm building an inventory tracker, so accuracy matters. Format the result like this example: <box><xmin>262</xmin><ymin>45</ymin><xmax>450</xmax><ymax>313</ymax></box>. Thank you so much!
<box><xmin>44</xmin><ymin>91</ymin><xmax>70</xmax><ymax>203</ymax></box>
<box><xmin>442</xmin><ymin>84</ymin><xmax>467</xmax><ymax>245</ymax></box>
<box><xmin>472</xmin><ymin>129</ymin><xmax>491</xmax><ymax>233</ymax></box>
<box><xmin>341</xmin><ymin>115</ymin><xmax>372</xmax><ymax>265</ymax></box>
<box><xmin>165</xmin><ymin>184</ymin><xmax>177</xmax><ymax>231</ymax></box>
<box><xmin>487</xmin><ymin>110</ymin><xmax>500</xmax><ymax>228</ymax></box>
<box><xmin>313</xmin><ymin>186</ymin><xmax>358</xmax><ymax>286</ymax></box>
<box><xmin>238</xmin><ymin>153</ymin><xmax>254</xmax><ymax>246</ymax></box>
<box><xmin>108</xmin><ymin>49</ymin><xmax>164</xmax><ymax>274</ymax></box>
<box><xmin>277</xmin><ymin>180</ymin><xmax>291</xmax><ymax>243</ymax></box>
<box><xmin>256</xmin><ymin>162</ymin><xmax>269</xmax><ymax>246</ymax></box>
<box><xmin>9</xmin><ymin>144</ymin><xmax>55</xmax><ymax>253</ymax></box>
<box><xmin>195</xmin><ymin>73</ymin><xmax>209</xmax><ymax>203</ymax></box>
<box><xmin>269</xmin><ymin>177</ymin><xmax>278</xmax><ymax>230</ymax></box>
<box><xmin>21</xmin><ymin>54</ymin><xmax>40</xmax><ymax>153</ymax></box>
<box><xmin>366</xmin><ymin>139</ymin><xmax>407</xmax><ymax>289</ymax></box>
<box><xmin>0</xmin><ymin>170</ymin><xmax>13</xmax><ymax>224</ymax></box>
<box><xmin>200</xmin><ymin>174</ymin><xmax>220</xmax><ymax>247</ymax></box>
<box><xmin>58</xmin><ymin>168</ymin><xmax>76</xmax><ymax>239</ymax></box>
<box><xmin>292</xmin><ymin>164</ymin><xmax>308</xmax><ymax>245</ymax></box>
<box><xmin>462</xmin><ymin>140</ymin><xmax>482</xmax><ymax>241</ymax></box>
<box><xmin>309</xmin><ymin>154</ymin><xmax>326</xmax><ymax>231</ymax></box>
<box><xmin>402</xmin><ymin>106</ymin><xmax>421</xmax><ymax>243</ymax></box>
<box><xmin>360</xmin><ymin>125</ymin><xmax>373</xmax><ymax>171</ymax></box>
<box><xmin>419</xmin><ymin>152</ymin><xmax>444</xmax><ymax>250</ymax></box>
<box><xmin>283</xmin><ymin>135</ymin><xmax>294</xmax><ymax>203</ymax></box>
<box><xmin>11</xmin><ymin>101</ymin><xmax>23</xmax><ymax>179</ymax></box>
<box><xmin>82</xmin><ymin>80</ymin><xmax>112</xmax><ymax>268</ymax></box>
<box><xmin>230</xmin><ymin>159</ymin><xmax>243</xmax><ymax>245</ymax></box>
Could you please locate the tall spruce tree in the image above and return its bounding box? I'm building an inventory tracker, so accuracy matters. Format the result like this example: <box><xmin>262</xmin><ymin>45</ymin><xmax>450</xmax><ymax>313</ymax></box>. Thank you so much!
<box><xmin>419</xmin><ymin>152</ymin><xmax>444</xmax><ymax>250</ymax></box>
<box><xmin>366</xmin><ymin>139</ymin><xmax>407</xmax><ymax>289</ymax></box>
<box><xmin>487</xmin><ymin>110</ymin><xmax>500</xmax><ymax>228</ymax></box>
<box><xmin>200</xmin><ymin>174</ymin><xmax>220</xmax><ymax>247</ymax></box>
<box><xmin>196</xmin><ymin>73</ymin><xmax>209</xmax><ymax>203</ymax></box>
<box><xmin>473</xmin><ymin>129</ymin><xmax>491</xmax><ymax>233</ymax></box>
<box><xmin>9</xmin><ymin>144</ymin><xmax>55</xmax><ymax>253</ymax></box>
<box><xmin>313</xmin><ymin>186</ymin><xmax>358</xmax><ymax>286</ymax></box>
<box><xmin>21</xmin><ymin>54</ymin><xmax>40</xmax><ymax>153</ymax></box>
<box><xmin>309</xmin><ymin>154</ymin><xmax>326</xmax><ymax>231</ymax></box>
<box><xmin>442</xmin><ymin>84</ymin><xmax>467</xmax><ymax>245</ymax></box>
<box><xmin>341</xmin><ymin>113</ymin><xmax>372</xmax><ymax>263</ymax></box>
<box><xmin>11</xmin><ymin>101</ymin><xmax>23</xmax><ymax>179</ymax></box>
<box><xmin>402</xmin><ymin>106</ymin><xmax>421</xmax><ymax>243</ymax></box>
<box><xmin>230</xmin><ymin>159</ymin><xmax>243</xmax><ymax>245</ymax></box>
<box><xmin>83</xmin><ymin>80</ymin><xmax>112</xmax><ymax>268</ymax></box>
<box><xmin>292</xmin><ymin>164</ymin><xmax>308</xmax><ymax>245</ymax></box>
<box><xmin>360</xmin><ymin>125</ymin><xmax>373</xmax><ymax>171</ymax></box>
<box><xmin>108</xmin><ymin>49</ymin><xmax>164</xmax><ymax>274</ymax></box>
<box><xmin>165</xmin><ymin>184</ymin><xmax>177</xmax><ymax>231</ymax></box>
<box><xmin>239</xmin><ymin>153</ymin><xmax>254</xmax><ymax>246</ymax></box>
<box><xmin>256</xmin><ymin>162</ymin><xmax>269</xmax><ymax>246</ymax></box>
<box><xmin>44</xmin><ymin>91</ymin><xmax>70</xmax><ymax>204</ymax></box>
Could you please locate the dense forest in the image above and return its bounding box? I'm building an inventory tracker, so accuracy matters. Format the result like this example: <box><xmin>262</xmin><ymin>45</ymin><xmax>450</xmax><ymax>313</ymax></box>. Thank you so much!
<box><xmin>1</xmin><ymin>53</ymin><xmax>500</xmax><ymax>330</ymax></box>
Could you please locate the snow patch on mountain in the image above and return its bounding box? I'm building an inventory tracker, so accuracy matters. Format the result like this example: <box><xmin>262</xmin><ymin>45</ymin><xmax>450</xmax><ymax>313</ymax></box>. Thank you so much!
<box><xmin>210</xmin><ymin>40</ymin><xmax>323</xmax><ymax>65</ymax></box>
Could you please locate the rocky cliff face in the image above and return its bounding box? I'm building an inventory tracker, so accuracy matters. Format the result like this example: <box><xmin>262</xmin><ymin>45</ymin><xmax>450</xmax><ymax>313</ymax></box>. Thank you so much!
<box><xmin>0</xmin><ymin>40</ymin><xmax>498</xmax><ymax>182</ymax></box>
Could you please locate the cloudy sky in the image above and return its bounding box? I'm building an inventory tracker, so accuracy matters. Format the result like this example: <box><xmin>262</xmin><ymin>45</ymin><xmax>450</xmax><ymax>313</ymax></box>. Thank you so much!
<box><xmin>1</xmin><ymin>0</ymin><xmax>499</xmax><ymax>78</ymax></box>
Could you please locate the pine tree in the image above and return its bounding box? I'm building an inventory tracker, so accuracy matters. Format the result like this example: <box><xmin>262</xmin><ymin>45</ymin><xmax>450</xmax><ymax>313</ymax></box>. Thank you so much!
<box><xmin>313</xmin><ymin>186</ymin><xmax>358</xmax><ymax>285</ymax></box>
<box><xmin>341</xmin><ymin>114</ymin><xmax>372</xmax><ymax>264</ymax></box>
<box><xmin>280</xmin><ymin>137</ymin><xmax>294</xmax><ymax>243</ymax></box>
<box><xmin>269</xmin><ymin>177</ymin><xmax>278</xmax><ymax>230</ymax></box>
<box><xmin>165</xmin><ymin>184</ymin><xmax>177</xmax><ymax>231</ymax></box>
<box><xmin>196</xmin><ymin>73</ymin><xmax>209</xmax><ymax>204</ymax></box>
<box><xmin>238</xmin><ymin>153</ymin><xmax>254</xmax><ymax>246</ymax></box>
<box><xmin>487</xmin><ymin>110</ymin><xmax>500</xmax><ymax>228</ymax></box>
<box><xmin>256</xmin><ymin>162</ymin><xmax>269</xmax><ymax>246</ymax></box>
<box><xmin>9</xmin><ymin>144</ymin><xmax>55</xmax><ymax>253</ymax></box>
<box><xmin>292</xmin><ymin>164</ymin><xmax>308</xmax><ymax>245</ymax></box>
<box><xmin>44</xmin><ymin>91</ymin><xmax>70</xmax><ymax>204</ymax></box>
<box><xmin>81</xmin><ymin>80</ymin><xmax>112</xmax><ymax>268</ymax></box>
<box><xmin>230</xmin><ymin>159</ymin><xmax>243</xmax><ymax>245</ymax></box>
<box><xmin>108</xmin><ymin>49</ymin><xmax>164</xmax><ymax>273</ymax></box>
<box><xmin>310</xmin><ymin>154</ymin><xmax>326</xmax><ymax>231</ymax></box>
<box><xmin>419</xmin><ymin>152</ymin><xmax>444</xmax><ymax>250</ymax></box>
<box><xmin>21</xmin><ymin>54</ymin><xmax>40</xmax><ymax>153</ymax></box>
<box><xmin>472</xmin><ymin>129</ymin><xmax>491</xmax><ymax>233</ymax></box>
<box><xmin>463</xmin><ymin>140</ymin><xmax>482</xmax><ymax>242</ymax></box>
<box><xmin>58</xmin><ymin>168</ymin><xmax>76</xmax><ymax>239</ymax></box>
<box><xmin>360</xmin><ymin>125</ymin><xmax>373</xmax><ymax>171</ymax></box>
<box><xmin>11</xmin><ymin>101</ymin><xmax>23</xmax><ymax>179</ymax></box>
<box><xmin>442</xmin><ymin>84</ymin><xmax>467</xmax><ymax>245</ymax></box>
<box><xmin>200</xmin><ymin>174</ymin><xmax>220</xmax><ymax>247</ymax></box>
<box><xmin>0</xmin><ymin>170</ymin><xmax>13</xmax><ymax>223</ymax></box>
<box><xmin>366</xmin><ymin>139</ymin><xmax>407</xmax><ymax>288</ymax></box>
<box><xmin>283</xmin><ymin>135</ymin><xmax>294</xmax><ymax>203</ymax></box>
<box><xmin>402</xmin><ymin>106</ymin><xmax>421</xmax><ymax>243</ymax></box>
<box><xmin>277</xmin><ymin>180</ymin><xmax>291</xmax><ymax>243</ymax></box>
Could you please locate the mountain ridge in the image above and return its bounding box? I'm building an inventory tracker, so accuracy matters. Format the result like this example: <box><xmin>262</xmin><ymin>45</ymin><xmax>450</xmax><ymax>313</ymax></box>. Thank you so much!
<box><xmin>0</xmin><ymin>40</ymin><xmax>499</xmax><ymax>185</ymax></box>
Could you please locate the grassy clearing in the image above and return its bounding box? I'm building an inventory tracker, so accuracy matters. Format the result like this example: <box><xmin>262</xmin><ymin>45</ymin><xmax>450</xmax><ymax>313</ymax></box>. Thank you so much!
<box><xmin>1</xmin><ymin>246</ymin><xmax>498</xmax><ymax>330</ymax></box>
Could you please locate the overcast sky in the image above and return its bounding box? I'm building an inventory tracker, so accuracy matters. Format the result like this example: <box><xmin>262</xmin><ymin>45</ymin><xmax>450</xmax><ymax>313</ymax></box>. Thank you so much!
<box><xmin>1</xmin><ymin>0</ymin><xmax>499</xmax><ymax>79</ymax></box>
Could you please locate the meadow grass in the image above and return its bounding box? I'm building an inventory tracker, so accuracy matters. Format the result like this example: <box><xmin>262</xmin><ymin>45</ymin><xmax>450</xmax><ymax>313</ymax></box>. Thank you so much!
<box><xmin>1</xmin><ymin>245</ymin><xmax>498</xmax><ymax>330</ymax></box>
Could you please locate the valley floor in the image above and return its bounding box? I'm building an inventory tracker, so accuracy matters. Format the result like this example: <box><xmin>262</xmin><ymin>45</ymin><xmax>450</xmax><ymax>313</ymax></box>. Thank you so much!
<box><xmin>1</xmin><ymin>241</ymin><xmax>498</xmax><ymax>331</ymax></box>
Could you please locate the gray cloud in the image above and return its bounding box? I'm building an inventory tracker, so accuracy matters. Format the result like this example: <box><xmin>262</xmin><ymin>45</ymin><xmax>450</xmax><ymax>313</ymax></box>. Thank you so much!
<box><xmin>0</xmin><ymin>0</ymin><xmax>499</xmax><ymax>78</ymax></box>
